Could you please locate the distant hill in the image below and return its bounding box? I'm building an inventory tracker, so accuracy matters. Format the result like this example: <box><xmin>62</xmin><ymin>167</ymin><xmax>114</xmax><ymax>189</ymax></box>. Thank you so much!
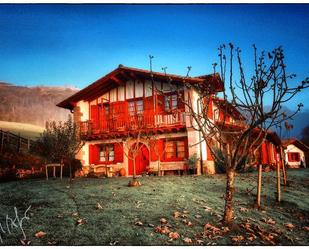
<box><xmin>0</xmin><ymin>82</ymin><xmax>78</xmax><ymax>127</ymax></box>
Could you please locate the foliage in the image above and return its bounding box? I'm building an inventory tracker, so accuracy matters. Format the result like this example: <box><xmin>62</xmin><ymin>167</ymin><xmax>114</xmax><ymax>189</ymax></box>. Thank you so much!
<box><xmin>187</xmin><ymin>153</ymin><xmax>199</xmax><ymax>170</ymax></box>
<box><xmin>31</xmin><ymin>115</ymin><xmax>84</xmax><ymax>163</ymax></box>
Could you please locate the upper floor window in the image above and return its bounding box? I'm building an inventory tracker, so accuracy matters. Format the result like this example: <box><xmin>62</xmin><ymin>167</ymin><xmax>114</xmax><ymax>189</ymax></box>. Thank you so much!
<box><xmin>99</xmin><ymin>144</ymin><xmax>115</xmax><ymax>162</ymax></box>
<box><xmin>165</xmin><ymin>94</ymin><xmax>178</xmax><ymax>112</ymax></box>
<box><xmin>129</xmin><ymin>100</ymin><xmax>144</xmax><ymax>115</ymax></box>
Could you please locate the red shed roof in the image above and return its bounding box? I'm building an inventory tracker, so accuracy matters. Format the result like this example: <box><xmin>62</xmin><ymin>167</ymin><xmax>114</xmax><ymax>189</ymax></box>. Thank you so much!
<box><xmin>57</xmin><ymin>65</ymin><xmax>224</xmax><ymax>110</ymax></box>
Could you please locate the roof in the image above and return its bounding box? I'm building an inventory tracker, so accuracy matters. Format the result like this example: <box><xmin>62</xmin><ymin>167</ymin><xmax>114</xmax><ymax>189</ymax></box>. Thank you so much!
<box><xmin>212</xmin><ymin>97</ymin><xmax>246</xmax><ymax>121</ymax></box>
<box><xmin>57</xmin><ymin>65</ymin><xmax>224</xmax><ymax>110</ymax></box>
<box><xmin>282</xmin><ymin>138</ymin><xmax>309</xmax><ymax>151</ymax></box>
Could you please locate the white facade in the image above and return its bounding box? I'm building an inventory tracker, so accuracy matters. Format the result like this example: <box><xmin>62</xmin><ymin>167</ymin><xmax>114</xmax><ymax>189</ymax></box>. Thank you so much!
<box><xmin>284</xmin><ymin>144</ymin><xmax>306</xmax><ymax>168</ymax></box>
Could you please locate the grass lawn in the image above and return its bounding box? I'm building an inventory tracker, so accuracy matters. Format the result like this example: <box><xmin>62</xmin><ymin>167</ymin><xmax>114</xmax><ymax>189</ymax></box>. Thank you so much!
<box><xmin>0</xmin><ymin>121</ymin><xmax>44</xmax><ymax>140</ymax></box>
<box><xmin>0</xmin><ymin>169</ymin><xmax>308</xmax><ymax>245</ymax></box>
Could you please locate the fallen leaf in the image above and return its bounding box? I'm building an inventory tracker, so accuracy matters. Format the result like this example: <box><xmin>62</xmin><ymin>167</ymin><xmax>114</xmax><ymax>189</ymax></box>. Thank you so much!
<box><xmin>160</xmin><ymin>218</ymin><xmax>167</xmax><ymax>224</ymax></box>
<box><xmin>20</xmin><ymin>239</ymin><xmax>31</xmax><ymax>245</ymax></box>
<box><xmin>195</xmin><ymin>214</ymin><xmax>202</xmax><ymax>219</ymax></box>
<box><xmin>47</xmin><ymin>241</ymin><xmax>57</xmax><ymax>245</ymax></box>
<box><xmin>240</xmin><ymin>207</ymin><xmax>249</xmax><ymax>212</ymax></box>
<box><xmin>76</xmin><ymin>218</ymin><xmax>86</xmax><ymax>226</ymax></box>
<box><xmin>148</xmin><ymin>223</ymin><xmax>154</xmax><ymax>227</ymax></box>
<box><xmin>96</xmin><ymin>203</ymin><xmax>103</xmax><ymax>209</ymax></box>
<box><xmin>35</xmin><ymin>231</ymin><xmax>46</xmax><ymax>238</ymax></box>
<box><xmin>71</xmin><ymin>212</ymin><xmax>78</xmax><ymax>217</ymax></box>
<box><xmin>56</xmin><ymin>214</ymin><xmax>63</xmax><ymax>218</ymax></box>
<box><xmin>204</xmin><ymin>223</ymin><xmax>221</xmax><ymax>233</ymax></box>
<box><xmin>285</xmin><ymin>223</ymin><xmax>294</xmax><ymax>230</ymax></box>
<box><xmin>196</xmin><ymin>239</ymin><xmax>204</xmax><ymax>245</ymax></box>
<box><xmin>168</xmin><ymin>232</ymin><xmax>180</xmax><ymax>239</ymax></box>
<box><xmin>162</xmin><ymin>226</ymin><xmax>171</xmax><ymax>234</ymax></box>
<box><xmin>247</xmin><ymin>233</ymin><xmax>256</xmax><ymax>241</ymax></box>
<box><xmin>262</xmin><ymin>218</ymin><xmax>276</xmax><ymax>225</ymax></box>
<box><xmin>135</xmin><ymin>221</ymin><xmax>143</xmax><ymax>226</ymax></box>
<box><xmin>231</xmin><ymin>235</ymin><xmax>244</xmax><ymax>243</ymax></box>
<box><xmin>109</xmin><ymin>240</ymin><xmax>119</xmax><ymax>245</ymax></box>
<box><xmin>187</xmin><ymin>221</ymin><xmax>193</xmax><ymax>227</ymax></box>
<box><xmin>303</xmin><ymin>226</ymin><xmax>309</xmax><ymax>232</ymax></box>
<box><xmin>173</xmin><ymin>211</ymin><xmax>181</xmax><ymax>218</ymax></box>
<box><xmin>183</xmin><ymin>237</ymin><xmax>192</xmax><ymax>244</ymax></box>
<box><xmin>183</xmin><ymin>210</ymin><xmax>189</xmax><ymax>214</ymax></box>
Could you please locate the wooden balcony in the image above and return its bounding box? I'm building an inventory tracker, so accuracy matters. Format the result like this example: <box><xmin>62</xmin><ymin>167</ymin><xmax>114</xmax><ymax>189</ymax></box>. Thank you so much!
<box><xmin>79</xmin><ymin>112</ymin><xmax>186</xmax><ymax>138</ymax></box>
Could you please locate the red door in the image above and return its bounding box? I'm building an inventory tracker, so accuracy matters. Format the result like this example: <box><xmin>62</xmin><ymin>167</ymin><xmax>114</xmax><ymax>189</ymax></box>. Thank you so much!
<box><xmin>128</xmin><ymin>143</ymin><xmax>149</xmax><ymax>175</ymax></box>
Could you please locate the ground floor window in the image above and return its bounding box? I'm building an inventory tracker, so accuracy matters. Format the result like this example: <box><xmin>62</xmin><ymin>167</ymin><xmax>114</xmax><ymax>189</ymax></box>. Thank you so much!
<box><xmin>288</xmin><ymin>152</ymin><xmax>300</xmax><ymax>162</ymax></box>
<box><xmin>164</xmin><ymin>138</ymin><xmax>187</xmax><ymax>161</ymax></box>
<box><xmin>99</xmin><ymin>144</ymin><xmax>115</xmax><ymax>162</ymax></box>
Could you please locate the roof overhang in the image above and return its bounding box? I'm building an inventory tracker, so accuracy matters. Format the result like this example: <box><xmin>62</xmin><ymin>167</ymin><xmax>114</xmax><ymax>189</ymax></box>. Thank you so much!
<box><xmin>57</xmin><ymin>65</ymin><xmax>224</xmax><ymax>110</ymax></box>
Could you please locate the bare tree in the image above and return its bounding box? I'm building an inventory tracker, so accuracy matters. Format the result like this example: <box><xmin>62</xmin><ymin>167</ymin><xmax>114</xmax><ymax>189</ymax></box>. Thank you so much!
<box><xmin>177</xmin><ymin>44</ymin><xmax>308</xmax><ymax>224</ymax></box>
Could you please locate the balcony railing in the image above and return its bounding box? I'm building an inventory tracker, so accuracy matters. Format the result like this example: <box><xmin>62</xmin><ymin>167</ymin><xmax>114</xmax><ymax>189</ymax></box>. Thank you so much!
<box><xmin>79</xmin><ymin>112</ymin><xmax>186</xmax><ymax>137</ymax></box>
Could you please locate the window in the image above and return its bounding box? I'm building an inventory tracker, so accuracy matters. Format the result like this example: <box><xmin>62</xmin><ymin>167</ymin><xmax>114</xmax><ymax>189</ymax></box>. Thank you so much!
<box><xmin>165</xmin><ymin>139</ymin><xmax>186</xmax><ymax>160</ymax></box>
<box><xmin>214</xmin><ymin>108</ymin><xmax>219</xmax><ymax>121</ymax></box>
<box><xmin>99</xmin><ymin>145</ymin><xmax>114</xmax><ymax>162</ymax></box>
<box><xmin>128</xmin><ymin>100</ymin><xmax>144</xmax><ymax>115</ymax></box>
<box><xmin>288</xmin><ymin>152</ymin><xmax>300</xmax><ymax>162</ymax></box>
<box><xmin>165</xmin><ymin>95</ymin><xmax>178</xmax><ymax>112</ymax></box>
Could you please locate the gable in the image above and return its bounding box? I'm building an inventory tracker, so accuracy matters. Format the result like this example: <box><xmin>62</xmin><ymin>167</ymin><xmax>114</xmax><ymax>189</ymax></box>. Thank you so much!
<box><xmin>57</xmin><ymin>65</ymin><xmax>223</xmax><ymax>110</ymax></box>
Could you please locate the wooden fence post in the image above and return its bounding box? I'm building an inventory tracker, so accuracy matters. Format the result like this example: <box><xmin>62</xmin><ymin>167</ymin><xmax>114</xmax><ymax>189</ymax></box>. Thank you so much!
<box><xmin>0</xmin><ymin>130</ymin><xmax>3</xmax><ymax>153</ymax></box>
<box><xmin>276</xmin><ymin>161</ymin><xmax>281</xmax><ymax>202</ymax></box>
<box><xmin>256</xmin><ymin>164</ymin><xmax>262</xmax><ymax>208</ymax></box>
<box><xmin>280</xmin><ymin>147</ymin><xmax>287</xmax><ymax>186</ymax></box>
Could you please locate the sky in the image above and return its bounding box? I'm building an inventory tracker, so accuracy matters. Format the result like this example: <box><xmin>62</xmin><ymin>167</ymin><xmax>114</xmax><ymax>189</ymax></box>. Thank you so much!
<box><xmin>0</xmin><ymin>4</ymin><xmax>308</xmax><ymax>110</ymax></box>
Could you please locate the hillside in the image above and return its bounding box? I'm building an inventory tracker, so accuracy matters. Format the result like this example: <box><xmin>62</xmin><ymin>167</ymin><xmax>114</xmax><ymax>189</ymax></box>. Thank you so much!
<box><xmin>0</xmin><ymin>82</ymin><xmax>78</xmax><ymax>127</ymax></box>
<box><xmin>0</xmin><ymin>121</ymin><xmax>44</xmax><ymax>140</ymax></box>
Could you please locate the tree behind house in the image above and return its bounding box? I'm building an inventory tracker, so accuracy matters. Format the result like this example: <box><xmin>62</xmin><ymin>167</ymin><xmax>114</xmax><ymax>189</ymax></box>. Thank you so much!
<box><xmin>31</xmin><ymin>115</ymin><xmax>84</xmax><ymax>179</ymax></box>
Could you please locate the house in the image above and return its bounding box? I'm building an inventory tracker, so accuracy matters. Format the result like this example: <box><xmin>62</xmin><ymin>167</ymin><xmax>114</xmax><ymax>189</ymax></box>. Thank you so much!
<box><xmin>282</xmin><ymin>138</ymin><xmax>309</xmax><ymax>168</ymax></box>
<box><xmin>57</xmin><ymin>65</ymin><xmax>282</xmax><ymax>176</ymax></box>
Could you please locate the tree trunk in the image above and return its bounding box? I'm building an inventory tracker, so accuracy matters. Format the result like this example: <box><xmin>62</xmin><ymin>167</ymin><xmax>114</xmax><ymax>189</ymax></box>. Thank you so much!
<box><xmin>276</xmin><ymin>161</ymin><xmax>281</xmax><ymax>202</ymax></box>
<box><xmin>133</xmin><ymin>157</ymin><xmax>136</xmax><ymax>180</ymax></box>
<box><xmin>69</xmin><ymin>161</ymin><xmax>72</xmax><ymax>181</ymax></box>
<box><xmin>256</xmin><ymin>164</ymin><xmax>262</xmax><ymax>208</ymax></box>
<box><xmin>223</xmin><ymin>169</ymin><xmax>235</xmax><ymax>224</ymax></box>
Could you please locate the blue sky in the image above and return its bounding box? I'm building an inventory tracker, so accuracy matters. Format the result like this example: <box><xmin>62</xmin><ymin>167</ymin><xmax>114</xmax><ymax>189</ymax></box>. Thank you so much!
<box><xmin>0</xmin><ymin>4</ymin><xmax>308</xmax><ymax>109</ymax></box>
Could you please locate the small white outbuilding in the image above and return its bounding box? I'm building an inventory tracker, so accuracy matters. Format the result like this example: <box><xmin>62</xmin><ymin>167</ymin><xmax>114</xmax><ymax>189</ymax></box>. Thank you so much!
<box><xmin>282</xmin><ymin>139</ymin><xmax>309</xmax><ymax>168</ymax></box>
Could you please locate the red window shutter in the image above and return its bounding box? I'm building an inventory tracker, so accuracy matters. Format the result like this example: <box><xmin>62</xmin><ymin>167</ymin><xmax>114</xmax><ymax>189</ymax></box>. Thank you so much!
<box><xmin>261</xmin><ymin>142</ymin><xmax>268</xmax><ymax>164</ymax></box>
<box><xmin>150</xmin><ymin>139</ymin><xmax>164</xmax><ymax>161</ymax></box>
<box><xmin>273</xmin><ymin>145</ymin><xmax>277</xmax><ymax>163</ymax></box>
<box><xmin>184</xmin><ymin>137</ymin><xmax>189</xmax><ymax>159</ymax></box>
<box><xmin>144</xmin><ymin>96</ymin><xmax>154</xmax><ymax>112</ymax></box>
<box><xmin>89</xmin><ymin>144</ymin><xmax>93</xmax><ymax>164</ymax></box>
<box><xmin>114</xmin><ymin>143</ymin><xmax>123</xmax><ymax>163</ymax></box>
<box><xmin>287</xmin><ymin>152</ymin><xmax>292</xmax><ymax>161</ymax></box>
<box><xmin>156</xmin><ymin>95</ymin><xmax>165</xmax><ymax>113</ymax></box>
<box><xmin>93</xmin><ymin>145</ymin><xmax>99</xmax><ymax>164</ymax></box>
<box><xmin>91</xmin><ymin>105</ymin><xmax>98</xmax><ymax>122</ymax></box>
<box><xmin>207</xmin><ymin>98</ymin><xmax>213</xmax><ymax>119</ymax></box>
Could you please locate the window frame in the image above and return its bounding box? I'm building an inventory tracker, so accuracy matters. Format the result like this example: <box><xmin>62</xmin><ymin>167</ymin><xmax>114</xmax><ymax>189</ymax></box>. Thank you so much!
<box><xmin>99</xmin><ymin>144</ymin><xmax>115</xmax><ymax>164</ymax></box>
<box><xmin>288</xmin><ymin>152</ymin><xmax>300</xmax><ymax>162</ymax></box>
<box><xmin>163</xmin><ymin>137</ymin><xmax>188</xmax><ymax>162</ymax></box>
